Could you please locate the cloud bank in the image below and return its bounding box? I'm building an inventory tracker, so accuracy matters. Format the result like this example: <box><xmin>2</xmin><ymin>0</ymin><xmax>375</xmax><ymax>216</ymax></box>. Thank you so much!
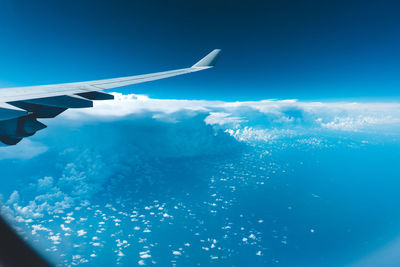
<box><xmin>63</xmin><ymin>93</ymin><xmax>400</xmax><ymax>134</ymax></box>
<box><xmin>0</xmin><ymin>93</ymin><xmax>399</xmax><ymax>266</ymax></box>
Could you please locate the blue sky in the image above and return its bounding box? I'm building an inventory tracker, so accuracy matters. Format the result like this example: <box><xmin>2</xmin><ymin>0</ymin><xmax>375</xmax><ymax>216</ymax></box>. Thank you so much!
<box><xmin>1</xmin><ymin>0</ymin><xmax>400</xmax><ymax>101</ymax></box>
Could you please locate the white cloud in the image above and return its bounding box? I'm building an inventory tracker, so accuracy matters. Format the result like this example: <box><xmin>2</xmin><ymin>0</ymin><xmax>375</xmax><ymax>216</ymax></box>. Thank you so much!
<box><xmin>37</xmin><ymin>177</ymin><xmax>54</xmax><ymax>191</ymax></box>
<box><xmin>31</xmin><ymin>224</ymin><xmax>51</xmax><ymax>235</ymax></box>
<box><xmin>60</xmin><ymin>224</ymin><xmax>71</xmax><ymax>232</ymax></box>
<box><xmin>172</xmin><ymin>250</ymin><xmax>182</xmax><ymax>256</ymax></box>
<box><xmin>2</xmin><ymin>93</ymin><xmax>400</xmax><ymax>267</ymax></box>
<box><xmin>77</xmin><ymin>229</ymin><xmax>87</xmax><ymax>236</ymax></box>
<box><xmin>204</xmin><ymin>112</ymin><xmax>245</xmax><ymax>126</ymax></box>
<box><xmin>49</xmin><ymin>234</ymin><xmax>61</xmax><ymax>244</ymax></box>
<box><xmin>6</xmin><ymin>190</ymin><xmax>19</xmax><ymax>205</ymax></box>
<box><xmin>61</xmin><ymin>93</ymin><xmax>216</xmax><ymax>120</ymax></box>
<box><xmin>2</xmin><ymin>95</ymin><xmax>398</xmax><ymax>224</ymax></box>
<box><xmin>0</xmin><ymin>139</ymin><xmax>48</xmax><ymax>160</ymax></box>
<box><xmin>58</xmin><ymin>93</ymin><xmax>400</xmax><ymax>136</ymax></box>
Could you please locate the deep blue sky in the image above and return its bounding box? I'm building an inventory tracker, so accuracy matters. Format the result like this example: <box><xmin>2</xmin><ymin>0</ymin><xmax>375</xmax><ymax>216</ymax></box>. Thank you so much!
<box><xmin>0</xmin><ymin>0</ymin><xmax>400</xmax><ymax>101</ymax></box>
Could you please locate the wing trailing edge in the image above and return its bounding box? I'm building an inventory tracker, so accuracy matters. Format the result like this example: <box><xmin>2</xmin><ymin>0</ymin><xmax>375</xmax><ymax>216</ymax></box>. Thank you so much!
<box><xmin>0</xmin><ymin>49</ymin><xmax>221</xmax><ymax>145</ymax></box>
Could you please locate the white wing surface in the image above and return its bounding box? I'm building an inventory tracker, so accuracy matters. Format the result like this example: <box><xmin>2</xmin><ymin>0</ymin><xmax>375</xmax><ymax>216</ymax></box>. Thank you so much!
<box><xmin>0</xmin><ymin>49</ymin><xmax>221</xmax><ymax>145</ymax></box>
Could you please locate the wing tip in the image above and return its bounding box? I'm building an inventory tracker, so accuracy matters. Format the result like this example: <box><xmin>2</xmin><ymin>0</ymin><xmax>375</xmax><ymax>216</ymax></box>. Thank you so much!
<box><xmin>192</xmin><ymin>49</ymin><xmax>221</xmax><ymax>68</ymax></box>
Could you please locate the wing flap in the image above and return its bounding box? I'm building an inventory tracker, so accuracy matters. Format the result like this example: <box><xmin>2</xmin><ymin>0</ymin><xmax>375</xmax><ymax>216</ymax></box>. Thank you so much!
<box><xmin>23</xmin><ymin>95</ymin><xmax>93</xmax><ymax>109</ymax></box>
<box><xmin>0</xmin><ymin>103</ymin><xmax>28</xmax><ymax>120</ymax></box>
<box><xmin>78</xmin><ymin>91</ymin><xmax>114</xmax><ymax>100</ymax></box>
<box><xmin>8</xmin><ymin>101</ymin><xmax>67</xmax><ymax>118</ymax></box>
<box><xmin>0</xmin><ymin>49</ymin><xmax>221</xmax><ymax>146</ymax></box>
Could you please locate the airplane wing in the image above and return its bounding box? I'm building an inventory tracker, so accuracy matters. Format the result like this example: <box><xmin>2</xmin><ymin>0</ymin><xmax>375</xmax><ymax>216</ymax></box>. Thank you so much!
<box><xmin>0</xmin><ymin>49</ymin><xmax>221</xmax><ymax>145</ymax></box>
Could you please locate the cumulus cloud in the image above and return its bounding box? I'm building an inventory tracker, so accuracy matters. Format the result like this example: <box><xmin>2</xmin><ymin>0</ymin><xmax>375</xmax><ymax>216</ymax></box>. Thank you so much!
<box><xmin>3</xmin><ymin>94</ymin><xmax>399</xmax><ymax>222</ymax></box>
<box><xmin>61</xmin><ymin>94</ymin><xmax>217</xmax><ymax>120</ymax></box>
<box><xmin>1</xmin><ymin>93</ymin><xmax>400</xmax><ymax>266</ymax></box>
<box><xmin>57</xmin><ymin>93</ymin><xmax>400</xmax><ymax>138</ymax></box>
<box><xmin>1</xmin><ymin>109</ymin><xmax>241</xmax><ymax>224</ymax></box>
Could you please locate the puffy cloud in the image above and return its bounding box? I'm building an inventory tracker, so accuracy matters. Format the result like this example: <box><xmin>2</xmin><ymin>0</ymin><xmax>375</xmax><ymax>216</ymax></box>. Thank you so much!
<box><xmin>2</xmin><ymin>94</ymin><xmax>399</xmax><ymax>223</ymax></box>
<box><xmin>6</xmin><ymin>190</ymin><xmax>19</xmax><ymax>205</ymax></box>
<box><xmin>2</xmin><ymin>110</ymin><xmax>242</xmax><ymax>224</ymax></box>
<box><xmin>77</xmin><ymin>230</ymin><xmax>87</xmax><ymax>237</ymax></box>
<box><xmin>1</xmin><ymin>93</ymin><xmax>400</xmax><ymax>266</ymax></box>
<box><xmin>37</xmin><ymin>177</ymin><xmax>54</xmax><ymax>191</ymax></box>
<box><xmin>61</xmin><ymin>94</ymin><xmax>217</xmax><ymax>120</ymax></box>
<box><xmin>4</xmin><ymin>94</ymin><xmax>397</xmax><ymax>223</ymax></box>
<box><xmin>204</xmin><ymin>112</ymin><xmax>245</xmax><ymax>126</ymax></box>
<box><xmin>59</xmin><ymin>93</ymin><xmax>400</xmax><ymax>136</ymax></box>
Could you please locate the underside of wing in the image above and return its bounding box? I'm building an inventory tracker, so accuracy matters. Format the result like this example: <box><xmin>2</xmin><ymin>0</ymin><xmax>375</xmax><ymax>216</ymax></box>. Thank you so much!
<box><xmin>0</xmin><ymin>49</ymin><xmax>221</xmax><ymax>145</ymax></box>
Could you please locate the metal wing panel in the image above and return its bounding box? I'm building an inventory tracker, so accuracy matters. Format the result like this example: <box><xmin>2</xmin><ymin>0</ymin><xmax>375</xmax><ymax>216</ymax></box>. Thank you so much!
<box><xmin>24</xmin><ymin>95</ymin><xmax>93</xmax><ymax>109</ymax></box>
<box><xmin>0</xmin><ymin>66</ymin><xmax>213</xmax><ymax>103</ymax></box>
<box><xmin>78</xmin><ymin>91</ymin><xmax>114</xmax><ymax>100</ymax></box>
<box><xmin>0</xmin><ymin>49</ymin><xmax>221</xmax><ymax>146</ymax></box>
<box><xmin>0</xmin><ymin>68</ymin><xmax>201</xmax><ymax>102</ymax></box>
<box><xmin>0</xmin><ymin>103</ymin><xmax>28</xmax><ymax>120</ymax></box>
<box><xmin>89</xmin><ymin>67</ymin><xmax>207</xmax><ymax>90</ymax></box>
<box><xmin>0</xmin><ymin>49</ymin><xmax>221</xmax><ymax>103</ymax></box>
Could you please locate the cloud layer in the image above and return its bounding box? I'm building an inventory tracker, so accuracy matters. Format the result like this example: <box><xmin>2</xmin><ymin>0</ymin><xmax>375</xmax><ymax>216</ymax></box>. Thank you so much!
<box><xmin>63</xmin><ymin>93</ymin><xmax>400</xmax><ymax>135</ymax></box>
<box><xmin>0</xmin><ymin>94</ymin><xmax>399</xmax><ymax>266</ymax></box>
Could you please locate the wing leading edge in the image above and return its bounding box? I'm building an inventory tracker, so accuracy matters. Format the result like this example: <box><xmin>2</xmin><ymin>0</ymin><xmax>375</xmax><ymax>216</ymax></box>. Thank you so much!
<box><xmin>0</xmin><ymin>49</ymin><xmax>221</xmax><ymax>145</ymax></box>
